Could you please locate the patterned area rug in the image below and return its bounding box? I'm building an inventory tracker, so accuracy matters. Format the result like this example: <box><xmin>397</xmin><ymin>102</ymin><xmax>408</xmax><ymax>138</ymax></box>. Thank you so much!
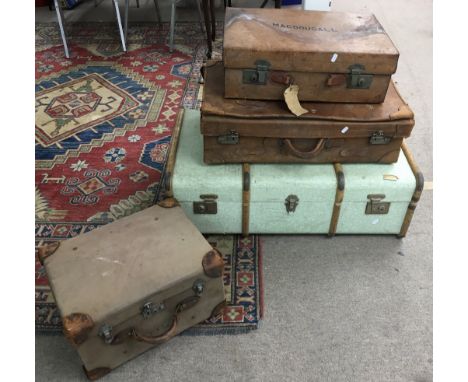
<box><xmin>35</xmin><ymin>22</ymin><xmax>263</xmax><ymax>334</ymax></box>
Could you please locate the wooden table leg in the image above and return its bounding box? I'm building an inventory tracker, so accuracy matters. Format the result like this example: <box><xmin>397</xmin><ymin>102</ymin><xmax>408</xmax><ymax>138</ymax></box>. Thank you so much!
<box><xmin>202</xmin><ymin>0</ymin><xmax>213</xmax><ymax>57</ymax></box>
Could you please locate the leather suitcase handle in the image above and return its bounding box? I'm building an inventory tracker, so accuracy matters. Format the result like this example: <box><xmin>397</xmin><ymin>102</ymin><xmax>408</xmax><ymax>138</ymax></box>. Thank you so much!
<box><xmin>283</xmin><ymin>138</ymin><xmax>326</xmax><ymax>159</ymax></box>
<box><xmin>131</xmin><ymin>315</ymin><xmax>178</xmax><ymax>345</ymax></box>
<box><xmin>130</xmin><ymin>295</ymin><xmax>200</xmax><ymax>345</ymax></box>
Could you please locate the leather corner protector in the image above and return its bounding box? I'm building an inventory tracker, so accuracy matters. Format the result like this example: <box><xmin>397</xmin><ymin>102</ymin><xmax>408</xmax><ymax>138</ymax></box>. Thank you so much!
<box><xmin>63</xmin><ymin>313</ymin><xmax>94</xmax><ymax>346</ymax></box>
<box><xmin>389</xmin><ymin>104</ymin><xmax>414</xmax><ymax>120</ymax></box>
<box><xmin>83</xmin><ymin>366</ymin><xmax>112</xmax><ymax>381</ymax></box>
<box><xmin>211</xmin><ymin>300</ymin><xmax>227</xmax><ymax>318</ymax></box>
<box><xmin>202</xmin><ymin>249</ymin><xmax>224</xmax><ymax>278</ymax></box>
<box><xmin>157</xmin><ymin>197</ymin><xmax>179</xmax><ymax>208</ymax></box>
<box><xmin>37</xmin><ymin>242</ymin><xmax>61</xmax><ymax>265</ymax></box>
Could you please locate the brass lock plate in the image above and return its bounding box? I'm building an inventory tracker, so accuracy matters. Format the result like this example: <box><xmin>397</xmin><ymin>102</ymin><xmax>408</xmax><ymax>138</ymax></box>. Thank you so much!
<box><xmin>193</xmin><ymin>194</ymin><xmax>218</xmax><ymax>214</ymax></box>
<box><xmin>242</xmin><ymin>59</ymin><xmax>271</xmax><ymax>85</ymax></box>
<box><xmin>369</xmin><ymin>131</ymin><xmax>392</xmax><ymax>145</ymax></box>
<box><xmin>347</xmin><ymin>64</ymin><xmax>373</xmax><ymax>89</ymax></box>
<box><xmin>365</xmin><ymin>194</ymin><xmax>391</xmax><ymax>214</ymax></box>
<box><xmin>285</xmin><ymin>194</ymin><xmax>299</xmax><ymax>214</ymax></box>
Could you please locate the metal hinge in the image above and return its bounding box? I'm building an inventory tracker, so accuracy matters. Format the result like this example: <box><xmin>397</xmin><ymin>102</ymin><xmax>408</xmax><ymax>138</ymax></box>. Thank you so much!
<box><xmin>193</xmin><ymin>194</ymin><xmax>218</xmax><ymax>214</ymax></box>
<box><xmin>284</xmin><ymin>194</ymin><xmax>299</xmax><ymax>214</ymax></box>
<box><xmin>242</xmin><ymin>59</ymin><xmax>271</xmax><ymax>85</ymax></box>
<box><xmin>370</xmin><ymin>131</ymin><xmax>392</xmax><ymax>145</ymax></box>
<box><xmin>347</xmin><ymin>64</ymin><xmax>373</xmax><ymax>89</ymax></box>
<box><xmin>365</xmin><ymin>194</ymin><xmax>391</xmax><ymax>214</ymax></box>
<box><xmin>217</xmin><ymin>131</ymin><xmax>239</xmax><ymax>145</ymax></box>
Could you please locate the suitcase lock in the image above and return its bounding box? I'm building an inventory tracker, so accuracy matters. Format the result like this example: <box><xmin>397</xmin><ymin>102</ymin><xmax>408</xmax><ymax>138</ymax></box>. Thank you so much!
<box><xmin>98</xmin><ymin>323</ymin><xmax>114</xmax><ymax>344</ymax></box>
<box><xmin>365</xmin><ymin>194</ymin><xmax>391</xmax><ymax>214</ymax></box>
<box><xmin>347</xmin><ymin>64</ymin><xmax>373</xmax><ymax>89</ymax></box>
<box><xmin>285</xmin><ymin>194</ymin><xmax>299</xmax><ymax>214</ymax></box>
<box><xmin>193</xmin><ymin>194</ymin><xmax>218</xmax><ymax>214</ymax></box>
<box><xmin>242</xmin><ymin>59</ymin><xmax>271</xmax><ymax>85</ymax></box>
<box><xmin>217</xmin><ymin>131</ymin><xmax>239</xmax><ymax>145</ymax></box>
<box><xmin>141</xmin><ymin>301</ymin><xmax>166</xmax><ymax>319</ymax></box>
<box><xmin>370</xmin><ymin>131</ymin><xmax>392</xmax><ymax>145</ymax></box>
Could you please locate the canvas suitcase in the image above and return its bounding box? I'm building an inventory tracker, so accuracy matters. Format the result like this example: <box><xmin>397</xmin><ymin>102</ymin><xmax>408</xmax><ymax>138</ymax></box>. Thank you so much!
<box><xmin>39</xmin><ymin>203</ymin><xmax>225</xmax><ymax>380</ymax></box>
<box><xmin>201</xmin><ymin>61</ymin><xmax>414</xmax><ymax>164</ymax></box>
<box><xmin>223</xmin><ymin>8</ymin><xmax>399</xmax><ymax>103</ymax></box>
<box><xmin>167</xmin><ymin>109</ymin><xmax>423</xmax><ymax>237</ymax></box>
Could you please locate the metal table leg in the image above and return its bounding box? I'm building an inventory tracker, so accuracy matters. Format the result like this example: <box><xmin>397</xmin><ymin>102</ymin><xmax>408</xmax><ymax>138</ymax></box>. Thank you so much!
<box><xmin>169</xmin><ymin>0</ymin><xmax>176</xmax><ymax>52</ymax></box>
<box><xmin>124</xmin><ymin>0</ymin><xmax>129</xmax><ymax>45</ymax></box>
<box><xmin>53</xmin><ymin>0</ymin><xmax>70</xmax><ymax>58</ymax></box>
<box><xmin>153</xmin><ymin>0</ymin><xmax>162</xmax><ymax>26</ymax></box>
<box><xmin>113</xmin><ymin>0</ymin><xmax>127</xmax><ymax>52</ymax></box>
<box><xmin>196</xmin><ymin>0</ymin><xmax>205</xmax><ymax>33</ymax></box>
<box><xmin>209</xmin><ymin>0</ymin><xmax>216</xmax><ymax>41</ymax></box>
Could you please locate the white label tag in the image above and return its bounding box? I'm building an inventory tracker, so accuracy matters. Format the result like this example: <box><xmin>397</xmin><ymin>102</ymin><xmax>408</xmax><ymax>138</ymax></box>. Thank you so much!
<box><xmin>284</xmin><ymin>85</ymin><xmax>308</xmax><ymax>117</ymax></box>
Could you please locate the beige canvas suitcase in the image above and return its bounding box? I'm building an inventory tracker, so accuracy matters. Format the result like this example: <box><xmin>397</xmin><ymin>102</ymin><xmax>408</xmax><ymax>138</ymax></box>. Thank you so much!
<box><xmin>39</xmin><ymin>202</ymin><xmax>225</xmax><ymax>380</ymax></box>
<box><xmin>224</xmin><ymin>8</ymin><xmax>399</xmax><ymax>103</ymax></box>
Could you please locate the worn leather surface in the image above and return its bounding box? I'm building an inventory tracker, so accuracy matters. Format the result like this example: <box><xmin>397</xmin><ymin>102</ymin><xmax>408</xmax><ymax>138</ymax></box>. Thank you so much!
<box><xmin>43</xmin><ymin>204</ymin><xmax>225</xmax><ymax>372</ymax></box>
<box><xmin>224</xmin><ymin>8</ymin><xmax>399</xmax><ymax>74</ymax></box>
<box><xmin>201</xmin><ymin>62</ymin><xmax>413</xmax><ymax>164</ymax></box>
<box><xmin>202</xmin><ymin>62</ymin><xmax>414</xmax><ymax>131</ymax></box>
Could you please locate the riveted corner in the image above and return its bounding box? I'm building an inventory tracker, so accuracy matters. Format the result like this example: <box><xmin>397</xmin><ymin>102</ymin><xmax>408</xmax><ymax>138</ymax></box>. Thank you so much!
<box><xmin>63</xmin><ymin>313</ymin><xmax>94</xmax><ymax>346</ymax></box>
<box><xmin>157</xmin><ymin>197</ymin><xmax>179</xmax><ymax>208</ymax></box>
<box><xmin>202</xmin><ymin>249</ymin><xmax>224</xmax><ymax>278</ymax></box>
<box><xmin>37</xmin><ymin>242</ymin><xmax>61</xmax><ymax>265</ymax></box>
<box><xmin>83</xmin><ymin>366</ymin><xmax>112</xmax><ymax>381</ymax></box>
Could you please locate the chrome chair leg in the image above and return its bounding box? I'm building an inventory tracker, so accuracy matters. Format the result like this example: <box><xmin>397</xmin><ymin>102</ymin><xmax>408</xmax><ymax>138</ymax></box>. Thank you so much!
<box><xmin>169</xmin><ymin>0</ymin><xmax>176</xmax><ymax>52</ymax></box>
<box><xmin>53</xmin><ymin>0</ymin><xmax>70</xmax><ymax>58</ymax></box>
<box><xmin>112</xmin><ymin>0</ymin><xmax>127</xmax><ymax>51</ymax></box>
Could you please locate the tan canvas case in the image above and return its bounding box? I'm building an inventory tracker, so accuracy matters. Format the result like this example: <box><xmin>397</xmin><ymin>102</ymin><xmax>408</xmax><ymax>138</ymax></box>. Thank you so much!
<box><xmin>201</xmin><ymin>61</ymin><xmax>414</xmax><ymax>164</ymax></box>
<box><xmin>39</xmin><ymin>201</ymin><xmax>225</xmax><ymax>380</ymax></box>
<box><xmin>223</xmin><ymin>8</ymin><xmax>399</xmax><ymax>103</ymax></box>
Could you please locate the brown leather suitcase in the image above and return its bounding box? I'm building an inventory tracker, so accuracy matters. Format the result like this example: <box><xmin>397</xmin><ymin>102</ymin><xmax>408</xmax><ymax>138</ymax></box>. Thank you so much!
<box><xmin>201</xmin><ymin>61</ymin><xmax>414</xmax><ymax>164</ymax></box>
<box><xmin>39</xmin><ymin>202</ymin><xmax>225</xmax><ymax>380</ymax></box>
<box><xmin>224</xmin><ymin>7</ymin><xmax>399</xmax><ymax>103</ymax></box>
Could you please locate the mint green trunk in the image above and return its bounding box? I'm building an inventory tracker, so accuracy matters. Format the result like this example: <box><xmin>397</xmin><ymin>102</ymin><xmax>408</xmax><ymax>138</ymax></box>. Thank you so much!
<box><xmin>172</xmin><ymin>110</ymin><xmax>417</xmax><ymax>235</ymax></box>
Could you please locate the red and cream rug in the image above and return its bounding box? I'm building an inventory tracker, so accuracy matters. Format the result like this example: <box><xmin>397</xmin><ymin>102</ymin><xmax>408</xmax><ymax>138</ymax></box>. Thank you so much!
<box><xmin>35</xmin><ymin>22</ymin><xmax>263</xmax><ymax>334</ymax></box>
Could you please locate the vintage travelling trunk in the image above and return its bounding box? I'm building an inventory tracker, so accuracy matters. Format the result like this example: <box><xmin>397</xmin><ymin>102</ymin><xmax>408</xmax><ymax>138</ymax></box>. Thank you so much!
<box><xmin>39</xmin><ymin>204</ymin><xmax>225</xmax><ymax>380</ymax></box>
<box><xmin>202</xmin><ymin>61</ymin><xmax>414</xmax><ymax>164</ymax></box>
<box><xmin>166</xmin><ymin>109</ymin><xmax>423</xmax><ymax>237</ymax></box>
<box><xmin>223</xmin><ymin>7</ymin><xmax>399</xmax><ymax>103</ymax></box>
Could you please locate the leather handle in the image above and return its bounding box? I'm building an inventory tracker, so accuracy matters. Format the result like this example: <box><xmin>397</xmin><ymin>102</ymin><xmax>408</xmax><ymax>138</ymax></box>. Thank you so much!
<box><xmin>131</xmin><ymin>315</ymin><xmax>178</xmax><ymax>345</ymax></box>
<box><xmin>130</xmin><ymin>294</ymin><xmax>200</xmax><ymax>345</ymax></box>
<box><xmin>283</xmin><ymin>138</ymin><xmax>326</xmax><ymax>159</ymax></box>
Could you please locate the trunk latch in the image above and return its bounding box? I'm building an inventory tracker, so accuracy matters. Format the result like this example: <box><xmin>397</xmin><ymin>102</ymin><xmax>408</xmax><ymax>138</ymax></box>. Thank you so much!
<box><xmin>217</xmin><ymin>131</ymin><xmax>239</xmax><ymax>145</ymax></box>
<box><xmin>285</xmin><ymin>194</ymin><xmax>299</xmax><ymax>214</ymax></box>
<box><xmin>365</xmin><ymin>194</ymin><xmax>391</xmax><ymax>214</ymax></box>
<box><xmin>242</xmin><ymin>59</ymin><xmax>271</xmax><ymax>85</ymax></box>
<box><xmin>193</xmin><ymin>194</ymin><xmax>218</xmax><ymax>214</ymax></box>
<box><xmin>370</xmin><ymin>131</ymin><xmax>392</xmax><ymax>145</ymax></box>
<box><xmin>347</xmin><ymin>64</ymin><xmax>373</xmax><ymax>89</ymax></box>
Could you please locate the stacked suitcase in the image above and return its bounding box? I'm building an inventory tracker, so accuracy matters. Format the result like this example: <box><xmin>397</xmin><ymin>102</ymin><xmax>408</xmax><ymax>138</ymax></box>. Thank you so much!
<box><xmin>40</xmin><ymin>7</ymin><xmax>425</xmax><ymax>380</ymax></box>
<box><xmin>165</xmin><ymin>7</ymin><xmax>423</xmax><ymax>237</ymax></box>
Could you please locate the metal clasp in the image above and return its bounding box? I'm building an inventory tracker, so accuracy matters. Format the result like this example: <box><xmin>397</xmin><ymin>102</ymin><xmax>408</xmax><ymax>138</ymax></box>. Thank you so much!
<box><xmin>285</xmin><ymin>194</ymin><xmax>299</xmax><ymax>214</ymax></box>
<box><xmin>193</xmin><ymin>194</ymin><xmax>218</xmax><ymax>215</ymax></box>
<box><xmin>98</xmin><ymin>323</ymin><xmax>114</xmax><ymax>344</ymax></box>
<box><xmin>347</xmin><ymin>64</ymin><xmax>373</xmax><ymax>89</ymax></box>
<box><xmin>192</xmin><ymin>279</ymin><xmax>205</xmax><ymax>296</ymax></box>
<box><xmin>141</xmin><ymin>301</ymin><xmax>166</xmax><ymax>319</ymax></box>
<box><xmin>369</xmin><ymin>131</ymin><xmax>392</xmax><ymax>145</ymax></box>
<box><xmin>217</xmin><ymin>131</ymin><xmax>239</xmax><ymax>145</ymax></box>
<box><xmin>242</xmin><ymin>59</ymin><xmax>271</xmax><ymax>85</ymax></box>
<box><xmin>365</xmin><ymin>194</ymin><xmax>391</xmax><ymax>215</ymax></box>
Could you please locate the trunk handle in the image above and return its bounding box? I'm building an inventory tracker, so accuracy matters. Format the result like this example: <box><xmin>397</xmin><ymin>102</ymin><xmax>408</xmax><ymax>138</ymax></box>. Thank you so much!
<box><xmin>130</xmin><ymin>292</ymin><xmax>202</xmax><ymax>345</ymax></box>
<box><xmin>283</xmin><ymin>138</ymin><xmax>326</xmax><ymax>159</ymax></box>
